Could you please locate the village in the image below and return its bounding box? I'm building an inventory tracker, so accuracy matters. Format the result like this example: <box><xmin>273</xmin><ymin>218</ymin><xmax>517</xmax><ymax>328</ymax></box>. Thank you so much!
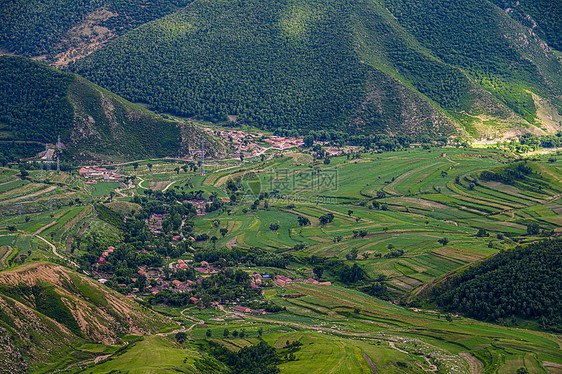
<box><xmin>78</xmin><ymin>166</ymin><xmax>124</xmax><ymax>184</ymax></box>
<box><xmin>93</xmin><ymin>244</ymin><xmax>332</xmax><ymax>315</ymax></box>
<box><xmin>203</xmin><ymin>128</ymin><xmax>305</xmax><ymax>159</ymax></box>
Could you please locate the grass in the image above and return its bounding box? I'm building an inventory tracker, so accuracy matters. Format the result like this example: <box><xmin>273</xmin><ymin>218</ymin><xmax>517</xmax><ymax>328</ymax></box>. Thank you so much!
<box><xmin>82</xmin><ymin>335</ymin><xmax>204</xmax><ymax>373</ymax></box>
<box><xmin>88</xmin><ymin>182</ymin><xmax>121</xmax><ymax>197</ymax></box>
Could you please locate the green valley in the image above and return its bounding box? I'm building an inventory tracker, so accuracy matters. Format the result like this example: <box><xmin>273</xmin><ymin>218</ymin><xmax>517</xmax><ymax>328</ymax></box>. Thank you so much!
<box><xmin>1</xmin><ymin>0</ymin><xmax>562</xmax><ymax>372</ymax></box>
<box><xmin>1</xmin><ymin>134</ymin><xmax>562</xmax><ymax>373</ymax></box>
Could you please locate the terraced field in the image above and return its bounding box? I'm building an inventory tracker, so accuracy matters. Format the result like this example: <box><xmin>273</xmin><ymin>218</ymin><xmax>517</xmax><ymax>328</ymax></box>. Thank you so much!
<box><xmin>2</xmin><ymin>147</ymin><xmax>562</xmax><ymax>373</ymax></box>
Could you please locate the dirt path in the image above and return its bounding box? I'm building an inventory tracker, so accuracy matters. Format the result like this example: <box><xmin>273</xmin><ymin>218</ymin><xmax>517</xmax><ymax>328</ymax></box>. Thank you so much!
<box><xmin>154</xmin><ymin>307</ymin><xmax>205</xmax><ymax>338</ymax></box>
<box><xmin>362</xmin><ymin>352</ymin><xmax>378</xmax><ymax>374</ymax></box>
<box><xmin>0</xmin><ymin>246</ymin><xmax>13</xmax><ymax>267</ymax></box>
<box><xmin>93</xmin><ymin>354</ymin><xmax>112</xmax><ymax>364</ymax></box>
<box><xmin>225</xmin><ymin>237</ymin><xmax>238</xmax><ymax>250</ymax></box>
<box><xmin>34</xmin><ymin>220</ymin><xmax>57</xmax><ymax>235</ymax></box>
<box><xmin>388</xmin><ymin>342</ymin><xmax>408</xmax><ymax>354</ymax></box>
<box><xmin>162</xmin><ymin>180</ymin><xmax>177</xmax><ymax>192</ymax></box>
<box><xmin>35</xmin><ymin>234</ymin><xmax>79</xmax><ymax>268</ymax></box>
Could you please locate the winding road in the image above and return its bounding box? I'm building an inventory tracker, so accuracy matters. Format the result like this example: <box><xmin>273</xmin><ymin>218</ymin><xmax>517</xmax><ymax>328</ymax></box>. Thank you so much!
<box><xmin>34</xmin><ymin>234</ymin><xmax>79</xmax><ymax>268</ymax></box>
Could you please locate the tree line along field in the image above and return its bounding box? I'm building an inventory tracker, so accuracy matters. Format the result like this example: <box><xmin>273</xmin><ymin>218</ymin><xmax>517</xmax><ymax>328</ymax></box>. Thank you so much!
<box><xmin>2</xmin><ymin>146</ymin><xmax>562</xmax><ymax>373</ymax></box>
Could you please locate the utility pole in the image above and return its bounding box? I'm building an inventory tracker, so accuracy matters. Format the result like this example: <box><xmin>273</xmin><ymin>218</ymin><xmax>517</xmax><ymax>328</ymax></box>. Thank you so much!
<box><xmin>40</xmin><ymin>161</ymin><xmax>44</xmax><ymax>184</ymax></box>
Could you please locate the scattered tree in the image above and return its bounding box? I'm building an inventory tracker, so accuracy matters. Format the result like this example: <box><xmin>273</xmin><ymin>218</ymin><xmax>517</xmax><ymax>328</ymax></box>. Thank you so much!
<box><xmin>175</xmin><ymin>332</ymin><xmax>187</xmax><ymax>344</ymax></box>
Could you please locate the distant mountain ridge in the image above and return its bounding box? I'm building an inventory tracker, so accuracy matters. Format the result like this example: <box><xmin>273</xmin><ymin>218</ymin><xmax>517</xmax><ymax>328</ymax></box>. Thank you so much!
<box><xmin>0</xmin><ymin>55</ymin><xmax>223</xmax><ymax>161</ymax></box>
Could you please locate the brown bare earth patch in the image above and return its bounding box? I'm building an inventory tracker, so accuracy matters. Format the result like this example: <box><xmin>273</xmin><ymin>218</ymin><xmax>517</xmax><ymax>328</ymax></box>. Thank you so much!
<box><xmin>148</xmin><ymin>180</ymin><xmax>171</xmax><ymax>191</ymax></box>
<box><xmin>49</xmin><ymin>8</ymin><xmax>118</xmax><ymax>67</ymax></box>
<box><xmin>459</xmin><ymin>352</ymin><xmax>484</xmax><ymax>374</ymax></box>
<box><xmin>362</xmin><ymin>352</ymin><xmax>378</xmax><ymax>373</ymax></box>
<box><xmin>0</xmin><ymin>245</ymin><xmax>13</xmax><ymax>268</ymax></box>
<box><xmin>2</xmin><ymin>185</ymin><xmax>57</xmax><ymax>203</ymax></box>
<box><xmin>0</xmin><ymin>263</ymin><xmax>170</xmax><ymax>345</ymax></box>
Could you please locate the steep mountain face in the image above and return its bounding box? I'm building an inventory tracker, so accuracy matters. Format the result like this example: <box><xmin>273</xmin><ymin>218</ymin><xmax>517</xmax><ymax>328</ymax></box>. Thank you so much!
<box><xmin>0</xmin><ymin>56</ymin><xmax>223</xmax><ymax>161</ymax></box>
<box><xmin>1</xmin><ymin>0</ymin><xmax>561</xmax><ymax>139</ymax></box>
<box><xmin>65</xmin><ymin>0</ymin><xmax>562</xmax><ymax>138</ymax></box>
<box><xmin>488</xmin><ymin>0</ymin><xmax>562</xmax><ymax>51</ymax></box>
<box><xmin>0</xmin><ymin>263</ymin><xmax>171</xmax><ymax>372</ymax></box>
<box><xmin>0</xmin><ymin>0</ymin><xmax>194</xmax><ymax>62</ymax></box>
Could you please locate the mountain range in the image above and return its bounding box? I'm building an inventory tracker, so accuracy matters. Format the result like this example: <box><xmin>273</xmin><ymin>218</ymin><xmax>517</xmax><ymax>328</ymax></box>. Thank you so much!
<box><xmin>0</xmin><ymin>0</ymin><xmax>561</xmax><ymax>150</ymax></box>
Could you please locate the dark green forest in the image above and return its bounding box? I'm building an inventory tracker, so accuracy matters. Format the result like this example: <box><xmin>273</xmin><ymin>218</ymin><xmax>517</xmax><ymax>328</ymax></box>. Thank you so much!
<box><xmin>67</xmin><ymin>0</ymin><xmax>561</xmax><ymax>135</ymax></box>
<box><xmin>0</xmin><ymin>56</ymin><xmax>75</xmax><ymax>143</ymax></box>
<box><xmin>1</xmin><ymin>0</ymin><xmax>561</xmax><ymax>138</ymax></box>
<box><xmin>488</xmin><ymin>0</ymin><xmax>562</xmax><ymax>51</ymax></box>
<box><xmin>0</xmin><ymin>0</ymin><xmax>195</xmax><ymax>56</ymax></box>
<box><xmin>70</xmin><ymin>0</ymin><xmax>367</xmax><ymax>132</ymax></box>
<box><xmin>429</xmin><ymin>239</ymin><xmax>562</xmax><ymax>330</ymax></box>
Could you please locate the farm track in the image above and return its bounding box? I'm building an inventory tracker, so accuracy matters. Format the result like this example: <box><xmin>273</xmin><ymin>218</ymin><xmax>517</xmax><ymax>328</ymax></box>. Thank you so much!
<box><xmin>34</xmin><ymin>220</ymin><xmax>57</xmax><ymax>235</ymax></box>
<box><xmin>35</xmin><ymin>234</ymin><xmax>79</xmax><ymax>268</ymax></box>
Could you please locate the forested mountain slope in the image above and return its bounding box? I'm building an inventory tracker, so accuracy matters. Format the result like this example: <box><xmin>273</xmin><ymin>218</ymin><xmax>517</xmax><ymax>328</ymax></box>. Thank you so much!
<box><xmin>0</xmin><ymin>262</ymin><xmax>171</xmax><ymax>373</ymax></box>
<box><xmin>0</xmin><ymin>56</ymin><xmax>222</xmax><ymax>161</ymax></box>
<box><xmin>0</xmin><ymin>0</ymin><xmax>194</xmax><ymax>61</ymax></box>
<box><xmin>64</xmin><ymin>0</ymin><xmax>561</xmax><ymax>138</ymax></box>
<box><xmin>1</xmin><ymin>0</ymin><xmax>561</xmax><ymax>138</ymax></box>
<box><xmin>488</xmin><ymin>0</ymin><xmax>562</xmax><ymax>51</ymax></box>
<box><xmin>426</xmin><ymin>239</ymin><xmax>562</xmax><ymax>331</ymax></box>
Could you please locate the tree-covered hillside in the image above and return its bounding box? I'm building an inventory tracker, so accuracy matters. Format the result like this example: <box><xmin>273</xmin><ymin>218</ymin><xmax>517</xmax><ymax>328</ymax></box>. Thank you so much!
<box><xmin>1</xmin><ymin>0</ymin><xmax>560</xmax><ymax>138</ymax></box>
<box><xmin>488</xmin><ymin>0</ymin><xmax>562</xmax><ymax>51</ymax></box>
<box><xmin>428</xmin><ymin>239</ymin><xmax>562</xmax><ymax>331</ymax></box>
<box><xmin>0</xmin><ymin>0</ymin><xmax>194</xmax><ymax>56</ymax></box>
<box><xmin>66</xmin><ymin>0</ymin><xmax>562</xmax><ymax>137</ymax></box>
<box><xmin>0</xmin><ymin>56</ymin><xmax>221</xmax><ymax>161</ymax></box>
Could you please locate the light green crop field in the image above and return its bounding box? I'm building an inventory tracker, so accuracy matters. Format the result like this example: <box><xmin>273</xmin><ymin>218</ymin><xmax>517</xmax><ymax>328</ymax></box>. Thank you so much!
<box><xmin>187</xmin><ymin>147</ymin><xmax>562</xmax><ymax>293</ymax></box>
<box><xmin>78</xmin><ymin>336</ymin><xmax>205</xmax><ymax>374</ymax></box>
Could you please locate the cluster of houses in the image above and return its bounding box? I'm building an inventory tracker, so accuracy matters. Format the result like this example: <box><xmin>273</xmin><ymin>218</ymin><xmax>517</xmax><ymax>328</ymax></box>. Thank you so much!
<box><xmin>94</xmin><ymin>243</ymin><xmax>332</xmax><ymax>313</ymax></box>
<box><xmin>184</xmin><ymin>198</ymin><xmax>208</xmax><ymax>216</ymax></box>
<box><xmin>263</xmin><ymin>136</ymin><xmax>304</xmax><ymax>149</ymax></box>
<box><xmin>194</xmin><ymin>260</ymin><xmax>220</xmax><ymax>274</ymax></box>
<box><xmin>78</xmin><ymin>166</ymin><xmax>124</xmax><ymax>184</ymax></box>
<box><xmin>204</xmin><ymin>128</ymin><xmax>305</xmax><ymax>160</ymax></box>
